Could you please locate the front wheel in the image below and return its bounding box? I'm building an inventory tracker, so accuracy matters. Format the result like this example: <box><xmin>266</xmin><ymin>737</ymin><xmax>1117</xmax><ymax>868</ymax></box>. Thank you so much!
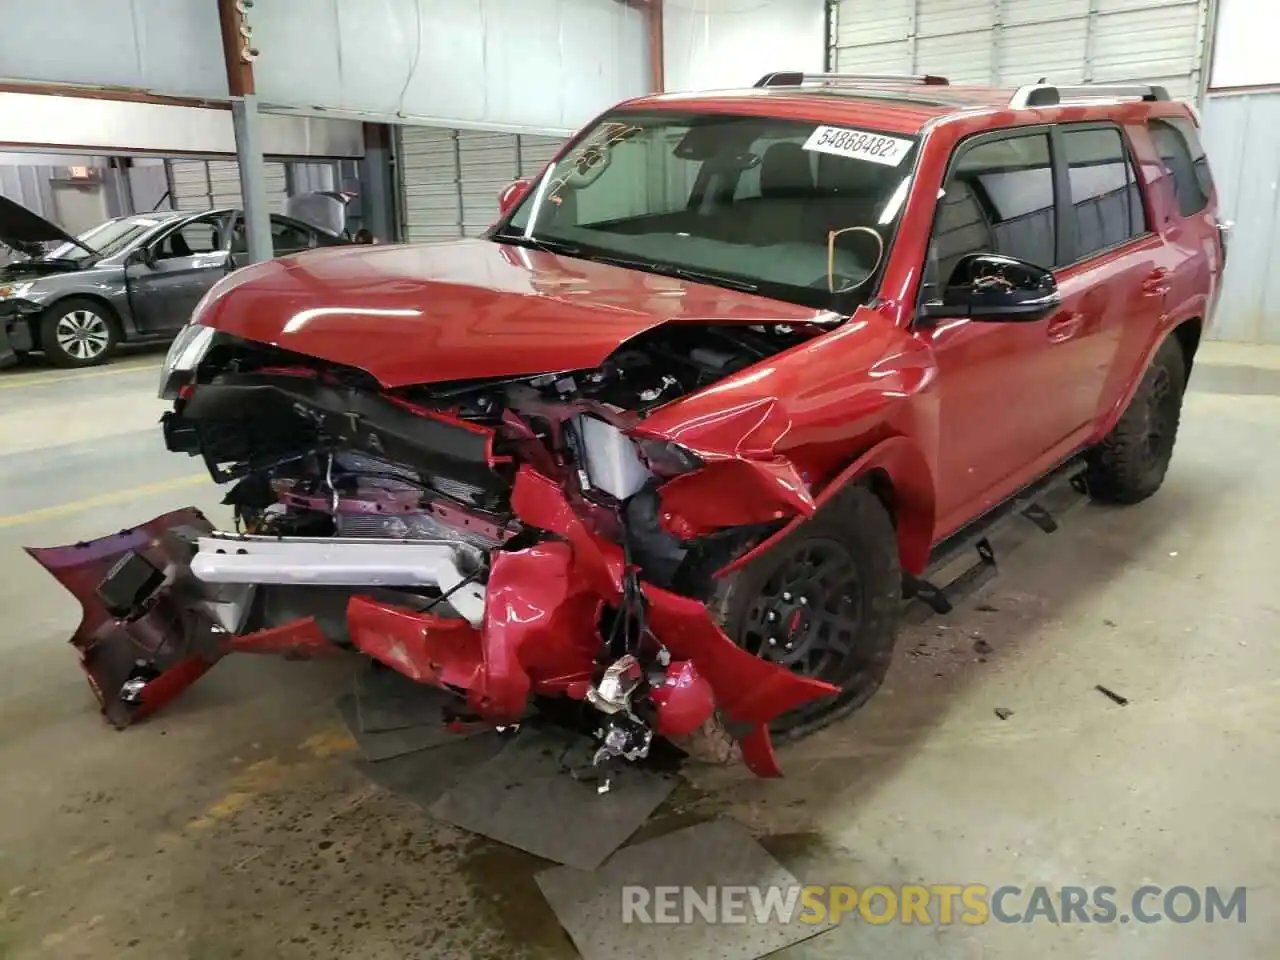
<box><xmin>1085</xmin><ymin>336</ymin><xmax>1186</xmax><ymax>504</ymax></box>
<box><xmin>40</xmin><ymin>298</ymin><xmax>119</xmax><ymax>368</ymax></box>
<box><xmin>680</xmin><ymin>485</ymin><xmax>902</xmax><ymax>760</ymax></box>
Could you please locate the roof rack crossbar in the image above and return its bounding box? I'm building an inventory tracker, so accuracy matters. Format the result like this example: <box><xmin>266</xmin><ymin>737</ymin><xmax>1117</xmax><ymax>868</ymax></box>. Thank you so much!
<box><xmin>1009</xmin><ymin>82</ymin><xmax>1171</xmax><ymax>108</ymax></box>
<box><xmin>755</xmin><ymin>71</ymin><xmax>950</xmax><ymax>89</ymax></box>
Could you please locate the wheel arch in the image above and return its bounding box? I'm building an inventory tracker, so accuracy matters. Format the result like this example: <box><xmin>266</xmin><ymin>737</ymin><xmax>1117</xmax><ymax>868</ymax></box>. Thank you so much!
<box><xmin>717</xmin><ymin>436</ymin><xmax>938</xmax><ymax>578</ymax></box>
<box><xmin>1171</xmin><ymin>315</ymin><xmax>1202</xmax><ymax>379</ymax></box>
<box><xmin>830</xmin><ymin>437</ymin><xmax>936</xmax><ymax>575</ymax></box>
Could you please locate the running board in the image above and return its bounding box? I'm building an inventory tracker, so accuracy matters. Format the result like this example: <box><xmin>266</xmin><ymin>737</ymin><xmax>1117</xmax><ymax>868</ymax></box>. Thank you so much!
<box><xmin>905</xmin><ymin>459</ymin><xmax>1085</xmax><ymax>617</ymax></box>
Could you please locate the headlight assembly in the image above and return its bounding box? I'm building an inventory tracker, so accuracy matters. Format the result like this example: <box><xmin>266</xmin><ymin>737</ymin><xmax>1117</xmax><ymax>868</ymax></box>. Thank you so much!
<box><xmin>0</xmin><ymin>281</ymin><xmax>35</xmax><ymax>300</ymax></box>
<box><xmin>158</xmin><ymin>323</ymin><xmax>216</xmax><ymax>400</ymax></box>
<box><xmin>632</xmin><ymin>436</ymin><xmax>704</xmax><ymax>479</ymax></box>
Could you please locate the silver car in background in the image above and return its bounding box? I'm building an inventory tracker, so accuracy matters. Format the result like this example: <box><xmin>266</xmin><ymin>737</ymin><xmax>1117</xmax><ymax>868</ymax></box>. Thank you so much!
<box><xmin>0</xmin><ymin>197</ymin><xmax>349</xmax><ymax>368</ymax></box>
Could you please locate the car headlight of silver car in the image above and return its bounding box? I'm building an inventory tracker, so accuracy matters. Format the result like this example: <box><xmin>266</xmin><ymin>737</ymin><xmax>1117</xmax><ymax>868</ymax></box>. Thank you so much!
<box><xmin>0</xmin><ymin>281</ymin><xmax>35</xmax><ymax>300</ymax></box>
<box><xmin>158</xmin><ymin>323</ymin><xmax>216</xmax><ymax>400</ymax></box>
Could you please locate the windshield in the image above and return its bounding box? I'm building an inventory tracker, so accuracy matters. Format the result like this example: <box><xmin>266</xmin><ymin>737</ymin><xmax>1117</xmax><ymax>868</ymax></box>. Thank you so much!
<box><xmin>45</xmin><ymin>216</ymin><xmax>165</xmax><ymax>261</ymax></box>
<box><xmin>495</xmin><ymin>110</ymin><xmax>919</xmax><ymax>311</ymax></box>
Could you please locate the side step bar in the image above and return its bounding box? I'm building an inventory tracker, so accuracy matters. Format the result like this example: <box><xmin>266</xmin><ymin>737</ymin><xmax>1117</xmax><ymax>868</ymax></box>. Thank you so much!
<box><xmin>191</xmin><ymin>534</ymin><xmax>488</xmax><ymax>625</ymax></box>
<box><xmin>905</xmin><ymin>459</ymin><xmax>1085</xmax><ymax>617</ymax></box>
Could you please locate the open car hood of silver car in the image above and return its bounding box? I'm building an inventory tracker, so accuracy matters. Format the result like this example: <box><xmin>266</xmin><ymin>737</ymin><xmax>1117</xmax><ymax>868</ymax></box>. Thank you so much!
<box><xmin>0</xmin><ymin>194</ymin><xmax>95</xmax><ymax>258</ymax></box>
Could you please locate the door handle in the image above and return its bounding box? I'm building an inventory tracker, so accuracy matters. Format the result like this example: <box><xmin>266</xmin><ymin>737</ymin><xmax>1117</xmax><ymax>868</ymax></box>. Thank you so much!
<box><xmin>1047</xmin><ymin>311</ymin><xmax>1085</xmax><ymax>343</ymax></box>
<box><xmin>1142</xmin><ymin>268</ymin><xmax>1170</xmax><ymax>296</ymax></box>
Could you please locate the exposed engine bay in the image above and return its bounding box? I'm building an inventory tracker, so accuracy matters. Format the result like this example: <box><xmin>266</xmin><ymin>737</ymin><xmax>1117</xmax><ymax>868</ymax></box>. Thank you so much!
<box><xmin>28</xmin><ymin>320</ymin><xmax>841</xmax><ymax>778</ymax></box>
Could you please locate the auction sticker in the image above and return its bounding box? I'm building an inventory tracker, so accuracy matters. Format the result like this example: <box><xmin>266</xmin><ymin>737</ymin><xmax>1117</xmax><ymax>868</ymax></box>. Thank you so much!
<box><xmin>802</xmin><ymin>126</ymin><xmax>913</xmax><ymax>166</ymax></box>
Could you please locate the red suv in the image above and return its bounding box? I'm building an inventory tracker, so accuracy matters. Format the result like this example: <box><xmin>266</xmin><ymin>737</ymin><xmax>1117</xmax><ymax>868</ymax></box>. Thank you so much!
<box><xmin>31</xmin><ymin>74</ymin><xmax>1223</xmax><ymax>777</ymax></box>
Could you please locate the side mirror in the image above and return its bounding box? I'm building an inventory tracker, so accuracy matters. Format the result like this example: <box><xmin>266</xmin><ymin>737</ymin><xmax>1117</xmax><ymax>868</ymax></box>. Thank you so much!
<box><xmin>134</xmin><ymin>246</ymin><xmax>157</xmax><ymax>268</ymax></box>
<box><xmin>497</xmin><ymin>178</ymin><xmax>533</xmax><ymax>217</ymax></box>
<box><xmin>920</xmin><ymin>253</ymin><xmax>1060</xmax><ymax>323</ymax></box>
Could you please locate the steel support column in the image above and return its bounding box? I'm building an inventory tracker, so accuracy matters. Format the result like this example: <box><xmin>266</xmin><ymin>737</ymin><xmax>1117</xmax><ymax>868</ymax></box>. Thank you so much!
<box><xmin>231</xmin><ymin>95</ymin><xmax>273</xmax><ymax>264</ymax></box>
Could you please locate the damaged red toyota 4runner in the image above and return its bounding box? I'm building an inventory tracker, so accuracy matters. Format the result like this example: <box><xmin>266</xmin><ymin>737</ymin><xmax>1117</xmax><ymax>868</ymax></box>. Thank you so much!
<box><xmin>29</xmin><ymin>73</ymin><xmax>1224</xmax><ymax>777</ymax></box>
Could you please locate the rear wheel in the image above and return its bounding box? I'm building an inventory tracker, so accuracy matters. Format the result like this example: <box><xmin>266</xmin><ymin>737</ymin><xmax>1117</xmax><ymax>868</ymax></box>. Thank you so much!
<box><xmin>1085</xmin><ymin>336</ymin><xmax>1186</xmax><ymax>504</ymax></box>
<box><xmin>680</xmin><ymin>485</ymin><xmax>902</xmax><ymax>761</ymax></box>
<box><xmin>40</xmin><ymin>298</ymin><xmax>119</xmax><ymax>368</ymax></box>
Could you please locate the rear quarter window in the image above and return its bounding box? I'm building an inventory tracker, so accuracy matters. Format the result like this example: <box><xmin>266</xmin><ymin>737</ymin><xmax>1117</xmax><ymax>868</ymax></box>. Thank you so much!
<box><xmin>1147</xmin><ymin>118</ymin><xmax>1213</xmax><ymax>217</ymax></box>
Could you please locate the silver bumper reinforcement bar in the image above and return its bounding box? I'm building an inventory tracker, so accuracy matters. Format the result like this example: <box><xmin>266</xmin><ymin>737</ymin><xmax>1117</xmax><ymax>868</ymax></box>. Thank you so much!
<box><xmin>190</xmin><ymin>533</ymin><xmax>487</xmax><ymax>625</ymax></box>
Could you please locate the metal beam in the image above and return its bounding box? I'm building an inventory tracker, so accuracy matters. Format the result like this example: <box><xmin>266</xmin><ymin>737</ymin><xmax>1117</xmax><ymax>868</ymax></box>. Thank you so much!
<box><xmin>624</xmin><ymin>0</ymin><xmax>664</xmax><ymax>92</ymax></box>
<box><xmin>649</xmin><ymin>0</ymin><xmax>665</xmax><ymax>93</ymax></box>
<box><xmin>217</xmin><ymin>0</ymin><xmax>255</xmax><ymax>97</ymax></box>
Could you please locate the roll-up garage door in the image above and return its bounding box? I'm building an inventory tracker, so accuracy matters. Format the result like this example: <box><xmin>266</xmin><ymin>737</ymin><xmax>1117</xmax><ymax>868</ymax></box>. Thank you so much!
<box><xmin>517</xmin><ymin>134</ymin><xmax>566</xmax><ymax>178</ymax></box>
<box><xmin>397</xmin><ymin>126</ymin><xmax>567</xmax><ymax>242</ymax></box>
<box><xmin>167</xmin><ymin>159</ymin><xmax>288</xmax><ymax>213</ymax></box>
<box><xmin>397</xmin><ymin>128</ymin><xmax>461</xmax><ymax>243</ymax></box>
<box><xmin>830</xmin><ymin>0</ymin><xmax>1211</xmax><ymax>99</ymax></box>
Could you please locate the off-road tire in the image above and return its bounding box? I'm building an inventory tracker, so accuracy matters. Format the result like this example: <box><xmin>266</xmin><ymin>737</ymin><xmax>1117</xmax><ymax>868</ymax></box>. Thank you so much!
<box><xmin>678</xmin><ymin>484</ymin><xmax>902</xmax><ymax>764</ymax></box>
<box><xmin>39</xmin><ymin>297</ymin><xmax>120</xmax><ymax>368</ymax></box>
<box><xmin>1085</xmin><ymin>336</ymin><xmax>1186</xmax><ymax>505</ymax></box>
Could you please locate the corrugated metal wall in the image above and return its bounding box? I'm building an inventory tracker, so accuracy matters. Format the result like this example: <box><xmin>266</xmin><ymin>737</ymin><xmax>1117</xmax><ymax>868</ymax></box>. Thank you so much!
<box><xmin>397</xmin><ymin>127</ymin><xmax>566</xmax><ymax>243</ymax></box>
<box><xmin>831</xmin><ymin>0</ymin><xmax>1210</xmax><ymax>98</ymax></box>
<box><xmin>167</xmin><ymin>159</ymin><xmax>288</xmax><ymax>213</ymax></box>
<box><xmin>1202</xmin><ymin>91</ymin><xmax>1280</xmax><ymax>344</ymax></box>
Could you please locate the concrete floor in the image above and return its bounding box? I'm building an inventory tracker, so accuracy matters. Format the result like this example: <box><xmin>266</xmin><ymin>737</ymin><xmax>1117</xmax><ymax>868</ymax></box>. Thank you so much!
<box><xmin>0</xmin><ymin>342</ymin><xmax>1276</xmax><ymax>958</ymax></box>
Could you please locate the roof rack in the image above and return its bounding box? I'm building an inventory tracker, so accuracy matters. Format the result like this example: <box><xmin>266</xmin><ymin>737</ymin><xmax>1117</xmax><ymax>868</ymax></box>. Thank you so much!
<box><xmin>755</xmin><ymin>71</ymin><xmax>950</xmax><ymax>89</ymax></box>
<box><xmin>1009</xmin><ymin>82</ymin><xmax>1170</xmax><ymax>109</ymax></box>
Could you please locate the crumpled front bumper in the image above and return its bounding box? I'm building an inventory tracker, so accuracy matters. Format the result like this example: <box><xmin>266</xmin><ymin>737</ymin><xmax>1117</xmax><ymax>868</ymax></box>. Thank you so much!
<box><xmin>27</xmin><ymin>471</ymin><xmax>837</xmax><ymax>777</ymax></box>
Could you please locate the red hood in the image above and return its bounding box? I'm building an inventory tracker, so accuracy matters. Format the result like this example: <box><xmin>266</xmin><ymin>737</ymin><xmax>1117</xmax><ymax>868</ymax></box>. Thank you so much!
<box><xmin>193</xmin><ymin>239</ymin><xmax>827</xmax><ymax>388</ymax></box>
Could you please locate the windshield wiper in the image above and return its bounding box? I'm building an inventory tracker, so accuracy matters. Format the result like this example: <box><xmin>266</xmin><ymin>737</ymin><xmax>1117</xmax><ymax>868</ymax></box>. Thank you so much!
<box><xmin>585</xmin><ymin>253</ymin><xmax>759</xmax><ymax>293</ymax></box>
<box><xmin>659</xmin><ymin>265</ymin><xmax>758</xmax><ymax>293</ymax></box>
<box><xmin>494</xmin><ymin>233</ymin><xmax>582</xmax><ymax>257</ymax></box>
<box><xmin>496</xmin><ymin>235</ymin><xmax>759</xmax><ymax>293</ymax></box>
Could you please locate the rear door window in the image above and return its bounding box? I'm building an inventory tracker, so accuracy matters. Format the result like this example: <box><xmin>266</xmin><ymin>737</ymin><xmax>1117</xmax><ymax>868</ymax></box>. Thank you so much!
<box><xmin>1147</xmin><ymin>118</ymin><xmax>1212</xmax><ymax>217</ymax></box>
<box><xmin>1060</xmin><ymin>125</ymin><xmax>1146</xmax><ymax>260</ymax></box>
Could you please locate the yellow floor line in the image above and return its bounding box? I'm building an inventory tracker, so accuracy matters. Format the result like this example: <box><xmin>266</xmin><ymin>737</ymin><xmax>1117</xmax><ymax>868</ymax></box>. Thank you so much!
<box><xmin>0</xmin><ymin>360</ymin><xmax>162</xmax><ymax>391</ymax></box>
<box><xmin>0</xmin><ymin>474</ymin><xmax>208</xmax><ymax>529</ymax></box>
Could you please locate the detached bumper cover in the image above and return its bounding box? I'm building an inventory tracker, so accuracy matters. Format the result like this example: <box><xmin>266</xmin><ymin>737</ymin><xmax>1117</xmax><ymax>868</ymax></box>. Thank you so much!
<box><xmin>28</xmin><ymin>474</ymin><xmax>838</xmax><ymax>776</ymax></box>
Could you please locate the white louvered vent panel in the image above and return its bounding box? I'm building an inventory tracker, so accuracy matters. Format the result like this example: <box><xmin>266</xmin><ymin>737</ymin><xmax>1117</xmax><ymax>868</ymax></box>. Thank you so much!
<box><xmin>398</xmin><ymin>126</ymin><xmax>461</xmax><ymax>243</ymax></box>
<box><xmin>1001</xmin><ymin>19</ymin><xmax>1090</xmax><ymax>86</ymax></box>
<box><xmin>262</xmin><ymin>162</ymin><xmax>288</xmax><ymax>215</ymax></box>
<box><xmin>833</xmin><ymin>0</ymin><xmax>914</xmax><ymax>49</ymax></box>
<box><xmin>457</xmin><ymin>130</ymin><xmax>519</xmax><ymax>237</ymax></box>
<box><xmin>168</xmin><ymin>161</ymin><xmax>211</xmax><ymax>210</ymax></box>
<box><xmin>918</xmin><ymin>33</ymin><xmax>996</xmax><ymax>84</ymax></box>
<box><xmin>1092</xmin><ymin>4</ymin><xmax>1201</xmax><ymax>83</ymax></box>
<box><xmin>517</xmin><ymin>134</ymin><xmax>566</xmax><ymax>177</ymax></box>
<box><xmin>1002</xmin><ymin>0</ymin><xmax>1089</xmax><ymax>26</ymax></box>
<box><xmin>832</xmin><ymin>41</ymin><xmax>914</xmax><ymax>75</ymax></box>
<box><xmin>206</xmin><ymin>160</ymin><xmax>243</xmax><ymax>209</ymax></box>
<box><xmin>831</xmin><ymin>0</ymin><xmax>1207</xmax><ymax>94</ymax></box>
<box><xmin>917</xmin><ymin>0</ymin><xmax>996</xmax><ymax>38</ymax></box>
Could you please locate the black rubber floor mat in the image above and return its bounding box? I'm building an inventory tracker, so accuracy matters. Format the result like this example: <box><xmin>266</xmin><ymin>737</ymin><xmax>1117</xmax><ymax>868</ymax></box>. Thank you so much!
<box><xmin>353</xmin><ymin>662</ymin><xmax>454</xmax><ymax>733</ymax></box>
<box><xmin>353</xmin><ymin>732</ymin><xmax>509</xmax><ymax>811</ymax></box>
<box><xmin>535</xmin><ymin>818</ymin><xmax>833</xmax><ymax>960</ymax></box>
<box><xmin>428</xmin><ymin>727</ymin><xmax>678</xmax><ymax>871</ymax></box>
<box><xmin>336</xmin><ymin>693</ymin><xmax>484</xmax><ymax>762</ymax></box>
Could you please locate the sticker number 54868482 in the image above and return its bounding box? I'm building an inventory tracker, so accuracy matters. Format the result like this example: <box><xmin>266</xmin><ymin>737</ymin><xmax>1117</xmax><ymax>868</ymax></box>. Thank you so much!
<box><xmin>801</xmin><ymin>126</ymin><xmax>914</xmax><ymax>167</ymax></box>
